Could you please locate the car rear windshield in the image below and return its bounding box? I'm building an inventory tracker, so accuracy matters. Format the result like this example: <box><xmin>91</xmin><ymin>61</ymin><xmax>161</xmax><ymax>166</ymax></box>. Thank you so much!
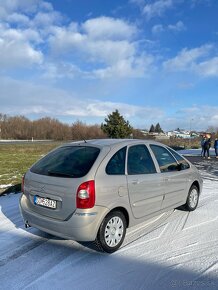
<box><xmin>30</xmin><ymin>146</ymin><xmax>100</xmax><ymax>178</ymax></box>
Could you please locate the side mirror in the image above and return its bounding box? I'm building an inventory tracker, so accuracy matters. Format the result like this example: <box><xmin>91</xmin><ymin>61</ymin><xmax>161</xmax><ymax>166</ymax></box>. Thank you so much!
<box><xmin>177</xmin><ymin>163</ymin><xmax>183</xmax><ymax>171</ymax></box>
<box><xmin>168</xmin><ymin>164</ymin><xmax>179</xmax><ymax>171</ymax></box>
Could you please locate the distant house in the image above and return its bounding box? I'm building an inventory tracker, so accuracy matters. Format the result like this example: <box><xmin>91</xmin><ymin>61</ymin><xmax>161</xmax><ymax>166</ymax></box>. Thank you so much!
<box><xmin>140</xmin><ymin>129</ymin><xmax>149</xmax><ymax>136</ymax></box>
<box><xmin>148</xmin><ymin>131</ymin><xmax>169</xmax><ymax>140</ymax></box>
<box><xmin>139</xmin><ymin>129</ymin><xmax>169</xmax><ymax>139</ymax></box>
<box><xmin>166</xmin><ymin>130</ymin><xmax>199</xmax><ymax>139</ymax></box>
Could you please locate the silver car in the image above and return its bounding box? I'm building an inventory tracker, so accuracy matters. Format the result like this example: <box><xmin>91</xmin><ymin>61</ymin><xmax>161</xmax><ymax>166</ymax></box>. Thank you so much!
<box><xmin>20</xmin><ymin>139</ymin><xmax>203</xmax><ymax>253</ymax></box>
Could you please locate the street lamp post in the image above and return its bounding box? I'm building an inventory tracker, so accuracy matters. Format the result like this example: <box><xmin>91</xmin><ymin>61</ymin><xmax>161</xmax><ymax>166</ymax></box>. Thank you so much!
<box><xmin>189</xmin><ymin>118</ymin><xmax>194</xmax><ymax>148</ymax></box>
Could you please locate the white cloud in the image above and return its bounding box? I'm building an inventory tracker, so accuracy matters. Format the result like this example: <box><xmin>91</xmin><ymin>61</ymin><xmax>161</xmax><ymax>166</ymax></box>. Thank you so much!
<box><xmin>163</xmin><ymin>44</ymin><xmax>218</xmax><ymax>78</ymax></box>
<box><xmin>1</xmin><ymin>0</ymin><xmax>60</xmax><ymax>28</ymax></box>
<box><xmin>42</xmin><ymin>56</ymin><xmax>154</xmax><ymax>81</ymax></box>
<box><xmin>1</xmin><ymin>26</ymin><xmax>42</xmax><ymax>43</ymax></box>
<box><xmin>92</xmin><ymin>54</ymin><xmax>154</xmax><ymax>79</ymax></box>
<box><xmin>14</xmin><ymin>105</ymin><xmax>51</xmax><ymax>115</ymax></box>
<box><xmin>22</xmin><ymin>28</ymin><xmax>42</xmax><ymax>43</ymax></box>
<box><xmin>32</xmin><ymin>11</ymin><xmax>63</xmax><ymax>27</ymax></box>
<box><xmin>0</xmin><ymin>25</ymin><xmax>43</xmax><ymax>68</ymax></box>
<box><xmin>0</xmin><ymin>38</ymin><xmax>43</xmax><ymax>69</ymax></box>
<box><xmin>2</xmin><ymin>76</ymin><xmax>218</xmax><ymax>131</ymax></box>
<box><xmin>152</xmin><ymin>24</ymin><xmax>164</xmax><ymax>34</ymax></box>
<box><xmin>163</xmin><ymin>44</ymin><xmax>213</xmax><ymax>72</ymax></box>
<box><xmin>0</xmin><ymin>76</ymin><xmax>164</xmax><ymax>126</ymax></box>
<box><xmin>82</xmin><ymin>17</ymin><xmax>137</xmax><ymax>40</ymax></box>
<box><xmin>152</xmin><ymin>21</ymin><xmax>186</xmax><ymax>35</ymax></box>
<box><xmin>0</xmin><ymin>0</ymin><xmax>154</xmax><ymax>79</ymax></box>
<box><xmin>65</xmin><ymin>100</ymin><xmax>164</xmax><ymax>122</ymax></box>
<box><xmin>168</xmin><ymin>21</ymin><xmax>186</xmax><ymax>32</ymax></box>
<box><xmin>196</xmin><ymin>57</ymin><xmax>218</xmax><ymax>77</ymax></box>
<box><xmin>49</xmin><ymin>17</ymin><xmax>137</xmax><ymax>62</ymax></box>
<box><xmin>143</xmin><ymin>0</ymin><xmax>174</xmax><ymax>20</ymax></box>
<box><xmin>1</xmin><ymin>0</ymin><xmax>52</xmax><ymax>15</ymax></box>
<box><xmin>42</xmin><ymin>62</ymin><xmax>83</xmax><ymax>79</ymax></box>
<box><xmin>0</xmin><ymin>0</ymin><xmax>58</xmax><ymax>69</ymax></box>
<box><xmin>86</xmin><ymin>40</ymin><xmax>135</xmax><ymax>65</ymax></box>
<box><xmin>49</xmin><ymin>24</ymin><xmax>85</xmax><ymax>53</ymax></box>
<box><xmin>175</xmin><ymin>105</ymin><xmax>218</xmax><ymax>130</ymax></box>
<box><xmin>154</xmin><ymin>105</ymin><xmax>218</xmax><ymax>131</ymax></box>
<box><xmin>48</xmin><ymin>17</ymin><xmax>154</xmax><ymax>79</ymax></box>
<box><xmin>7</xmin><ymin>13</ymin><xmax>30</xmax><ymax>25</ymax></box>
<box><xmin>0</xmin><ymin>76</ymin><xmax>73</xmax><ymax>114</ymax></box>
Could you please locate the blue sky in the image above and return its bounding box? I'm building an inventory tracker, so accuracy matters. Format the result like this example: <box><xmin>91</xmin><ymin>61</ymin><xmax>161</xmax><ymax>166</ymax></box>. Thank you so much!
<box><xmin>0</xmin><ymin>0</ymin><xmax>218</xmax><ymax>131</ymax></box>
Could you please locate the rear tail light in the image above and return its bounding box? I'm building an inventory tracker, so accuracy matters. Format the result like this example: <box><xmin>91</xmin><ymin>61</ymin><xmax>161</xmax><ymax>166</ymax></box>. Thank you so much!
<box><xmin>76</xmin><ymin>180</ymin><xmax>95</xmax><ymax>209</ymax></box>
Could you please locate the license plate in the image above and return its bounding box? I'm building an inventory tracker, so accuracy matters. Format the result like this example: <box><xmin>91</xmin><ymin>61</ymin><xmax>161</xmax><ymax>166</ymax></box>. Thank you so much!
<box><xmin>34</xmin><ymin>196</ymin><xmax>57</xmax><ymax>209</ymax></box>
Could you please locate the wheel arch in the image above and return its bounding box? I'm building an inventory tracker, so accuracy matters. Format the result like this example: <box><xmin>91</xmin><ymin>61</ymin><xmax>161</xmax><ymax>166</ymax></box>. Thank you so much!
<box><xmin>191</xmin><ymin>180</ymin><xmax>200</xmax><ymax>194</ymax></box>
<box><xmin>95</xmin><ymin>206</ymin><xmax>129</xmax><ymax>253</ymax></box>
<box><xmin>107</xmin><ymin>207</ymin><xmax>130</xmax><ymax>228</ymax></box>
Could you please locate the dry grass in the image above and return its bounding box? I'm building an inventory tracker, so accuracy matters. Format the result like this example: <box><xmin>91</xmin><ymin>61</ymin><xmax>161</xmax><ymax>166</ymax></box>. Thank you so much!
<box><xmin>0</xmin><ymin>142</ymin><xmax>62</xmax><ymax>194</ymax></box>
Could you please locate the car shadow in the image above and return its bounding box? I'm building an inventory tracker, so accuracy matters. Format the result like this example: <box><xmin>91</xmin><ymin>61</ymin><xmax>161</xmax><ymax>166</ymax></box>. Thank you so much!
<box><xmin>0</xmin><ymin>192</ymin><xmax>53</xmax><ymax>240</ymax></box>
<box><xmin>0</xmin><ymin>183</ymin><xmax>21</xmax><ymax>196</ymax></box>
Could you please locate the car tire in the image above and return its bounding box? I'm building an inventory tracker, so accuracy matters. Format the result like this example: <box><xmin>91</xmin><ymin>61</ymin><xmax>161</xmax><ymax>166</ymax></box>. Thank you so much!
<box><xmin>184</xmin><ymin>185</ymin><xmax>199</xmax><ymax>211</ymax></box>
<box><xmin>95</xmin><ymin>210</ymin><xmax>127</xmax><ymax>253</ymax></box>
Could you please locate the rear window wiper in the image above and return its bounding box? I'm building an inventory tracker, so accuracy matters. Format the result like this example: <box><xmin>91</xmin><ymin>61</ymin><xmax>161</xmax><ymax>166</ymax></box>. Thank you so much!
<box><xmin>47</xmin><ymin>170</ymin><xmax>74</xmax><ymax>178</ymax></box>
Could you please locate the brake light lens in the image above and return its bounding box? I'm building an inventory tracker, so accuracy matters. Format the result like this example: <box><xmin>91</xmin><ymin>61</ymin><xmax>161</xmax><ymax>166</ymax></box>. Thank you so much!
<box><xmin>76</xmin><ymin>180</ymin><xmax>95</xmax><ymax>209</ymax></box>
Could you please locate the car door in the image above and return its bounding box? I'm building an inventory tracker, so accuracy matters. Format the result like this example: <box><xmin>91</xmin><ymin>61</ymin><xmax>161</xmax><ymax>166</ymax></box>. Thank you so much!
<box><xmin>127</xmin><ymin>144</ymin><xmax>164</xmax><ymax>219</ymax></box>
<box><xmin>150</xmin><ymin>144</ymin><xmax>188</xmax><ymax>210</ymax></box>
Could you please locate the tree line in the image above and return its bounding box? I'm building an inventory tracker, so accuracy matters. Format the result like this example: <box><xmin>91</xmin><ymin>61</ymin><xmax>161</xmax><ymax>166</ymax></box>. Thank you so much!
<box><xmin>0</xmin><ymin>111</ymin><xmax>145</xmax><ymax>140</ymax></box>
<box><xmin>0</xmin><ymin>114</ymin><xmax>105</xmax><ymax>140</ymax></box>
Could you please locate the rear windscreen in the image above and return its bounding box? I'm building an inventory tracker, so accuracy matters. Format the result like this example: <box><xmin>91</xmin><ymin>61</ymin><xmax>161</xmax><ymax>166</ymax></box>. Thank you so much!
<box><xmin>30</xmin><ymin>146</ymin><xmax>100</xmax><ymax>178</ymax></box>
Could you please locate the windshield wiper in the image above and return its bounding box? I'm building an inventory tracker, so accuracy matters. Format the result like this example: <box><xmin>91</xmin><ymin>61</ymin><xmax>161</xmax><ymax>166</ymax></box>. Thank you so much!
<box><xmin>47</xmin><ymin>170</ymin><xmax>74</xmax><ymax>178</ymax></box>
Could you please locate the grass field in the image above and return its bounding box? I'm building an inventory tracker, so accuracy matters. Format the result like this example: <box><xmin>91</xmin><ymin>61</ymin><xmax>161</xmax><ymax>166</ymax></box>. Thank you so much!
<box><xmin>0</xmin><ymin>142</ymin><xmax>62</xmax><ymax>194</ymax></box>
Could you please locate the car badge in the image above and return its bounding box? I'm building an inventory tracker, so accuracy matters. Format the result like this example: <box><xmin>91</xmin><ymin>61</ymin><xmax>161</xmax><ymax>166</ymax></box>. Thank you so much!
<box><xmin>40</xmin><ymin>185</ymin><xmax>46</xmax><ymax>192</ymax></box>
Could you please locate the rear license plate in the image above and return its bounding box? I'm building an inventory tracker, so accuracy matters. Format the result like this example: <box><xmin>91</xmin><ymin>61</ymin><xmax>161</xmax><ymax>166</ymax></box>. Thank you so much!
<box><xmin>34</xmin><ymin>196</ymin><xmax>57</xmax><ymax>209</ymax></box>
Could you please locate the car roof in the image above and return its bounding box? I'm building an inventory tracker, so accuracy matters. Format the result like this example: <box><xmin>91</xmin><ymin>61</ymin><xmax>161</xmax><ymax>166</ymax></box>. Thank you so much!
<box><xmin>68</xmin><ymin>139</ymin><xmax>162</xmax><ymax>148</ymax></box>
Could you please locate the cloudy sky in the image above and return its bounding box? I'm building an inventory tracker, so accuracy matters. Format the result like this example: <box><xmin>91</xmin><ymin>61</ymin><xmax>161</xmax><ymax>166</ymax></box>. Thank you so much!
<box><xmin>0</xmin><ymin>0</ymin><xmax>218</xmax><ymax>131</ymax></box>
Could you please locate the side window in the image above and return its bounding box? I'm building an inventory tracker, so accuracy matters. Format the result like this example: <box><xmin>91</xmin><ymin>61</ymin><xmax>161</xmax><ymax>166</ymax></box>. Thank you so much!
<box><xmin>167</xmin><ymin>147</ymin><xmax>190</xmax><ymax>170</ymax></box>
<box><xmin>127</xmin><ymin>145</ymin><xmax>156</xmax><ymax>175</ymax></box>
<box><xmin>150</xmin><ymin>145</ymin><xmax>178</xmax><ymax>173</ymax></box>
<box><xmin>106</xmin><ymin>147</ymin><xmax>126</xmax><ymax>175</ymax></box>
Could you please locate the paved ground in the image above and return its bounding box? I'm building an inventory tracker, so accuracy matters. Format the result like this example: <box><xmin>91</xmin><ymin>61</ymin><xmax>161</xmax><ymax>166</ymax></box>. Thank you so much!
<box><xmin>0</xmin><ymin>156</ymin><xmax>218</xmax><ymax>290</ymax></box>
<box><xmin>186</xmin><ymin>156</ymin><xmax>218</xmax><ymax>177</ymax></box>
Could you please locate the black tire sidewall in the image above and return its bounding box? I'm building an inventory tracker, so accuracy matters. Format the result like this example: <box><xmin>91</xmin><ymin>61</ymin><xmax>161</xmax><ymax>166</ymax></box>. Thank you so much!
<box><xmin>186</xmin><ymin>185</ymin><xmax>199</xmax><ymax>211</ymax></box>
<box><xmin>97</xmin><ymin>211</ymin><xmax>127</xmax><ymax>253</ymax></box>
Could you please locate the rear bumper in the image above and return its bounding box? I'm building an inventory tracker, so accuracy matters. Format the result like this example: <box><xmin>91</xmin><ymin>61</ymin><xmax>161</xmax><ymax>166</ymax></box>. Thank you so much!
<box><xmin>19</xmin><ymin>194</ymin><xmax>109</xmax><ymax>241</ymax></box>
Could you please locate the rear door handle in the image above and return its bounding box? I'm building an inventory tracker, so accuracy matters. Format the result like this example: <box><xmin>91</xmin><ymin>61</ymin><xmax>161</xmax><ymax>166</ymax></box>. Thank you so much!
<box><xmin>132</xmin><ymin>179</ymin><xmax>139</xmax><ymax>185</ymax></box>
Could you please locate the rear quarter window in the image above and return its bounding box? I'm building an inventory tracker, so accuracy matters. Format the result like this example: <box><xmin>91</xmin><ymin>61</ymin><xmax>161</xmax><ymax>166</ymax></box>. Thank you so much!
<box><xmin>30</xmin><ymin>146</ymin><xmax>100</xmax><ymax>178</ymax></box>
<box><xmin>106</xmin><ymin>147</ymin><xmax>126</xmax><ymax>175</ymax></box>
